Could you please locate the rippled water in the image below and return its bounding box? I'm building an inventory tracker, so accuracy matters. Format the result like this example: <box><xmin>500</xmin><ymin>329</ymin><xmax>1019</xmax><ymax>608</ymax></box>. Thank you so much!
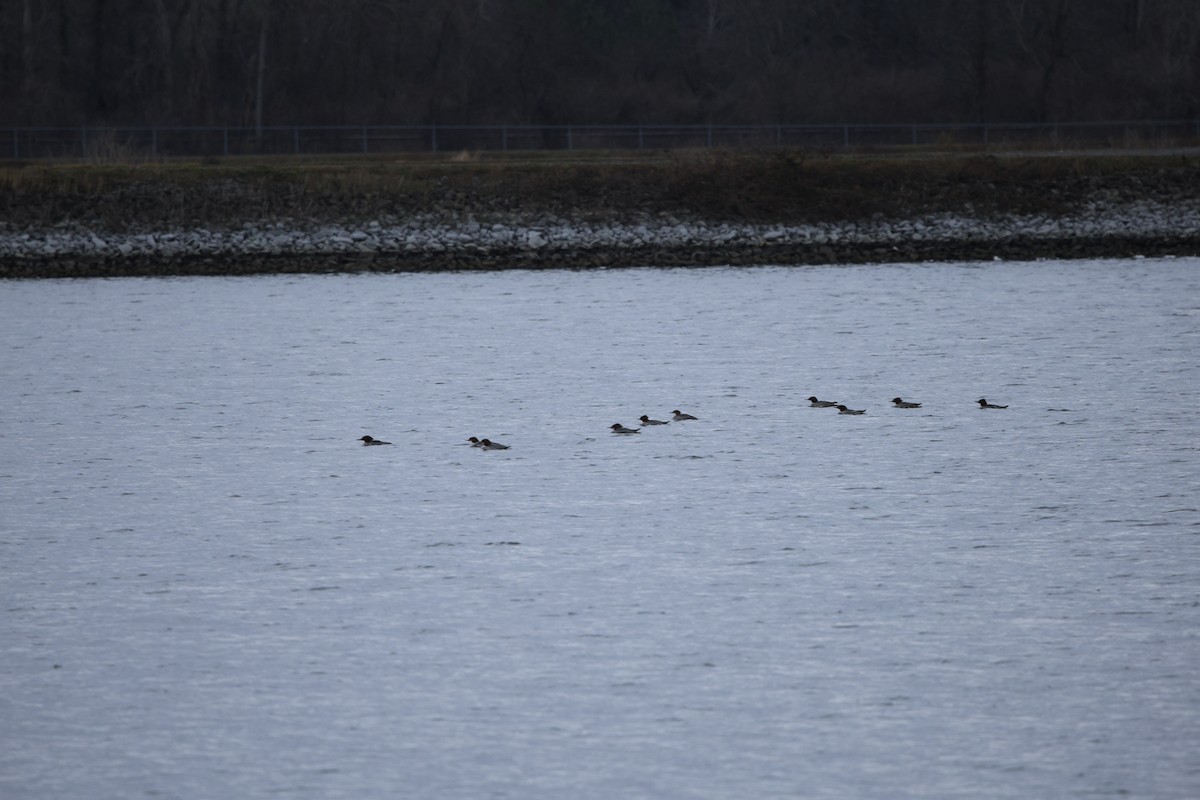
<box><xmin>2</xmin><ymin>259</ymin><xmax>1198</xmax><ymax>799</ymax></box>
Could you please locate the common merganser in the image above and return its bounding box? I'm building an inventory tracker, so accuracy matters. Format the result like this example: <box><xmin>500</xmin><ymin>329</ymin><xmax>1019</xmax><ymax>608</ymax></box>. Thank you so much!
<box><xmin>836</xmin><ymin>405</ymin><xmax>865</xmax><ymax>415</ymax></box>
<box><xmin>611</xmin><ymin>423</ymin><xmax>640</xmax><ymax>434</ymax></box>
<box><xmin>360</xmin><ymin>435</ymin><xmax>392</xmax><ymax>445</ymax></box>
<box><xmin>480</xmin><ymin>438</ymin><xmax>510</xmax><ymax>450</ymax></box>
<box><xmin>671</xmin><ymin>410</ymin><xmax>698</xmax><ymax>421</ymax></box>
<box><xmin>891</xmin><ymin>397</ymin><xmax>922</xmax><ymax>408</ymax></box>
<box><xmin>467</xmin><ymin>437</ymin><xmax>484</xmax><ymax>447</ymax></box>
<box><xmin>807</xmin><ymin>397</ymin><xmax>839</xmax><ymax>407</ymax></box>
<box><xmin>639</xmin><ymin>415</ymin><xmax>669</xmax><ymax>425</ymax></box>
<box><xmin>978</xmin><ymin>398</ymin><xmax>1008</xmax><ymax>409</ymax></box>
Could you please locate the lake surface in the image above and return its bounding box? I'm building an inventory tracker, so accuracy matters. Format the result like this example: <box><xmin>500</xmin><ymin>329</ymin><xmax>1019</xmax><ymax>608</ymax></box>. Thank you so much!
<box><xmin>2</xmin><ymin>258</ymin><xmax>1198</xmax><ymax>799</ymax></box>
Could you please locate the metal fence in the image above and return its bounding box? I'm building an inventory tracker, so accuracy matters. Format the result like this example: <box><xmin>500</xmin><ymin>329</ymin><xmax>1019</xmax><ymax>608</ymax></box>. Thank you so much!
<box><xmin>5</xmin><ymin>120</ymin><xmax>1199</xmax><ymax>160</ymax></box>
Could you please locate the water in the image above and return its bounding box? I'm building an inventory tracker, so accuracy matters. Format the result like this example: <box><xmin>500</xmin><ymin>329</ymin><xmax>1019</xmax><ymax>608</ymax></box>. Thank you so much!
<box><xmin>2</xmin><ymin>259</ymin><xmax>1198</xmax><ymax>799</ymax></box>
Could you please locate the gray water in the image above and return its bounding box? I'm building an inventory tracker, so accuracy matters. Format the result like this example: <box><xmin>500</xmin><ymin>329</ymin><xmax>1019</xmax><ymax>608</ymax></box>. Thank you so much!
<box><xmin>2</xmin><ymin>259</ymin><xmax>1198</xmax><ymax>799</ymax></box>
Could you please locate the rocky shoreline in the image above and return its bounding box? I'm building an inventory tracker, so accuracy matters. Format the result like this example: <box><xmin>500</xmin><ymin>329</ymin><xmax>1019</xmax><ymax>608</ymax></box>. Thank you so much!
<box><xmin>3</xmin><ymin>155</ymin><xmax>1199</xmax><ymax>278</ymax></box>
<box><xmin>2</xmin><ymin>203</ymin><xmax>1197</xmax><ymax>278</ymax></box>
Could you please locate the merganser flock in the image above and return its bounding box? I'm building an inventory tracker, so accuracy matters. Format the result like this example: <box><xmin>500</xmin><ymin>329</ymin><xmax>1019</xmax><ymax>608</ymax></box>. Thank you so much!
<box><xmin>362</xmin><ymin>398</ymin><xmax>1011</xmax><ymax>448</ymax></box>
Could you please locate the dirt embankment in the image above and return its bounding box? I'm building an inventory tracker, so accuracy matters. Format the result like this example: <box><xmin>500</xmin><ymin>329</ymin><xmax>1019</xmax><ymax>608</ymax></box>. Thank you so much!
<box><xmin>2</xmin><ymin>151</ymin><xmax>1199</xmax><ymax>278</ymax></box>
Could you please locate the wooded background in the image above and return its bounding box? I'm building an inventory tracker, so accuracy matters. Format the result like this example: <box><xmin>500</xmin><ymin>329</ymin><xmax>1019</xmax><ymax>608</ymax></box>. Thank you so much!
<box><xmin>3</xmin><ymin>0</ymin><xmax>1197</xmax><ymax>128</ymax></box>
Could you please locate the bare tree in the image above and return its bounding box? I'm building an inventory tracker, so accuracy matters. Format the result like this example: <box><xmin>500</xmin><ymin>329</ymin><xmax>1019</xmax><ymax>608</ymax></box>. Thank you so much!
<box><xmin>0</xmin><ymin>0</ymin><xmax>1195</xmax><ymax>128</ymax></box>
<box><xmin>1148</xmin><ymin>0</ymin><xmax>1200</xmax><ymax>117</ymax></box>
<box><xmin>1001</xmin><ymin>0</ymin><xmax>1077</xmax><ymax>121</ymax></box>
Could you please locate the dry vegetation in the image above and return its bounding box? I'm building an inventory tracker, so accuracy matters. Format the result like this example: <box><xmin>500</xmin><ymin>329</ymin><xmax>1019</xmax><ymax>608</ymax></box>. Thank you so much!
<box><xmin>2</xmin><ymin>149</ymin><xmax>1199</xmax><ymax>231</ymax></box>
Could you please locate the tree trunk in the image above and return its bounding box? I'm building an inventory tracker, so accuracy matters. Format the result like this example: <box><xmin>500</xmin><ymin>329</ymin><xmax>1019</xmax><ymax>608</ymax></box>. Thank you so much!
<box><xmin>973</xmin><ymin>0</ymin><xmax>989</xmax><ymax>123</ymax></box>
<box><xmin>152</xmin><ymin>0</ymin><xmax>174</xmax><ymax>118</ymax></box>
<box><xmin>705</xmin><ymin>0</ymin><xmax>721</xmax><ymax>44</ymax></box>
<box><xmin>1036</xmin><ymin>0</ymin><xmax>1073</xmax><ymax>121</ymax></box>
<box><xmin>21</xmin><ymin>0</ymin><xmax>34</xmax><ymax>94</ymax></box>
<box><xmin>1124</xmin><ymin>0</ymin><xmax>1144</xmax><ymax>47</ymax></box>
<box><xmin>255</xmin><ymin>0</ymin><xmax>270</xmax><ymax>136</ymax></box>
<box><xmin>90</xmin><ymin>0</ymin><xmax>108</xmax><ymax>118</ymax></box>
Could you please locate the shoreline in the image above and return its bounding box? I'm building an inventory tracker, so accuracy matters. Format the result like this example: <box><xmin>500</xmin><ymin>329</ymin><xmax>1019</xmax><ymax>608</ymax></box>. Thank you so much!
<box><xmin>3</xmin><ymin>226</ymin><xmax>1196</xmax><ymax>280</ymax></box>
<box><xmin>3</xmin><ymin>152</ymin><xmax>1198</xmax><ymax>277</ymax></box>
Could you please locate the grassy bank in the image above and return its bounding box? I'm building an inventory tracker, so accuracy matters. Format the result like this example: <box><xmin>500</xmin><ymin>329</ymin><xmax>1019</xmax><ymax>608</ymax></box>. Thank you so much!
<box><xmin>3</xmin><ymin>150</ymin><xmax>1199</xmax><ymax>231</ymax></box>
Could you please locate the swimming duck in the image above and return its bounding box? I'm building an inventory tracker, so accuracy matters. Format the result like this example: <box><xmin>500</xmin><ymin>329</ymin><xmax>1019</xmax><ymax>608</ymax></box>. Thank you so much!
<box><xmin>671</xmin><ymin>410</ymin><xmax>698</xmax><ymax>421</ymax></box>
<box><xmin>891</xmin><ymin>397</ymin><xmax>922</xmax><ymax>408</ymax></box>
<box><xmin>467</xmin><ymin>436</ymin><xmax>484</xmax><ymax>447</ymax></box>
<box><xmin>639</xmin><ymin>415</ymin><xmax>669</xmax><ymax>425</ymax></box>
<box><xmin>480</xmin><ymin>438</ymin><xmax>510</xmax><ymax>450</ymax></box>
<box><xmin>977</xmin><ymin>398</ymin><xmax>1008</xmax><ymax>409</ymax></box>
<box><xmin>360</xmin><ymin>435</ymin><xmax>392</xmax><ymax>445</ymax></box>
<box><xmin>611</xmin><ymin>423</ymin><xmax>641</xmax><ymax>434</ymax></box>
<box><xmin>836</xmin><ymin>405</ymin><xmax>866</xmax><ymax>415</ymax></box>
<box><xmin>807</xmin><ymin>396</ymin><xmax>839</xmax><ymax>407</ymax></box>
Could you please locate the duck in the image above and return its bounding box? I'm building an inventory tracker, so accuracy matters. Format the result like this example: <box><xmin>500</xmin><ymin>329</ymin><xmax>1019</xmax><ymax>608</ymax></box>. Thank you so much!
<box><xmin>639</xmin><ymin>414</ymin><xmax>669</xmax><ymax>425</ymax></box>
<box><xmin>671</xmin><ymin>410</ymin><xmax>698</xmax><ymax>421</ymax></box>
<box><xmin>807</xmin><ymin>396</ymin><xmax>839</xmax><ymax>407</ymax></box>
<box><xmin>480</xmin><ymin>438</ymin><xmax>510</xmax><ymax>450</ymax></box>
<box><xmin>360</xmin><ymin>435</ymin><xmax>392</xmax><ymax>445</ymax></box>
<box><xmin>466</xmin><ymin>436</ymin><xmax>484</xmax><ymax>447</ymax></box>
<box><xmin>891</xmin><ymin>397</ymin><xmax>922</xmax><ymax>408</ymax></box>
<box><xmin>836</xmin><ymin>405</ymin><xmax>866</xmax><ymax>415</ymax></box>
<box><xmin>611</xmin><ymin>423</ymin><xmax>641</xmax><ymax>434</ymax></box>
<box><xmin>978</xmin><ymin>398</ymin><xmax>1008</xmax><ymax>409</ymax></box>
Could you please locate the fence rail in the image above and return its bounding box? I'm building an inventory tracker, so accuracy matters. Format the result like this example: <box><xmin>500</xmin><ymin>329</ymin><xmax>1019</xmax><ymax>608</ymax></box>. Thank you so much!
<box><xmin>5</xmin><ymin>120</ymin><xmax>1199</xmax><ymax>160</ymax></box>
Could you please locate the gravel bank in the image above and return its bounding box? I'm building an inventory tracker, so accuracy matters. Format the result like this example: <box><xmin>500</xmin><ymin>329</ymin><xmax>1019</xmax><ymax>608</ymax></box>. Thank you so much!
<box><xmin>3</xmin><ymin>202</ymin><xmax>1198</xmax><ymax>278</ymax></box>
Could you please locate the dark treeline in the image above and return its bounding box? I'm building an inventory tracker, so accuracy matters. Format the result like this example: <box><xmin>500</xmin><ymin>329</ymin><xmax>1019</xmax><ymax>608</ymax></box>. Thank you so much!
<box><xmin>2</xmin><ymin>0</ymin><xmax>1198</xmax><ymax>128</ymax></box>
